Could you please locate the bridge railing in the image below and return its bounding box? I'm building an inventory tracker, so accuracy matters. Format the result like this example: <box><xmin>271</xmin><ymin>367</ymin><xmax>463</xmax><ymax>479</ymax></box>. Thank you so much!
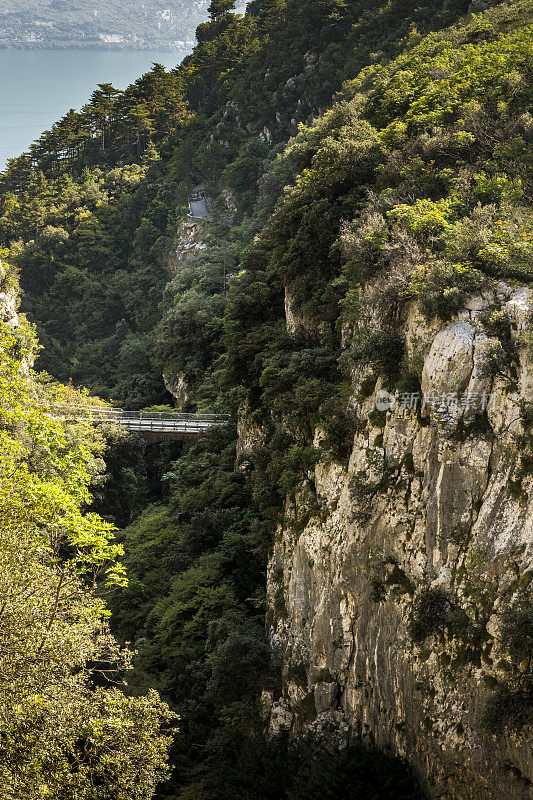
<box><xmin>46</xmin><ymin>406</ymin><xmax>230</xmax><ymax>429</ymax></box>
<box><xmin>115</xmin><ymin>410</ymin><xmax>229</xmax><ymax>424</ymax></box>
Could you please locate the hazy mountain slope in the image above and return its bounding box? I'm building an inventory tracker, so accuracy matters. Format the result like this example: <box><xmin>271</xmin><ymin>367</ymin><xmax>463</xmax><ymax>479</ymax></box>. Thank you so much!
<box><xmin>0</xmin><ymin>0</ymin><xmax>210</xmax><ymax>49</ymax></box>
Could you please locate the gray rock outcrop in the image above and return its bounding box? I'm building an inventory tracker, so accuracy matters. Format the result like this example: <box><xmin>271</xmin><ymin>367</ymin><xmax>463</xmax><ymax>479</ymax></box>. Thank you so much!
<box><xmin>250</xmin><ymin>285</ymin><xmax>533</xmax><ymax>799</ymax></box>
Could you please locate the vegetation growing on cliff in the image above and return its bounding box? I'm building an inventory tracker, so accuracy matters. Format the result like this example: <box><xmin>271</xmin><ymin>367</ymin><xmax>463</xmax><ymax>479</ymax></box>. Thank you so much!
<box><xmin>2</xmin><ymin>0</ymin><xmax>533</xmax><ymax>796</ymax></box>
<box><xmin>116</xmin><ymin>1</ymin><xmax>532</xmax><ymax>791</ymax></box>
<box><xmin>484</xmin><ymin>598</ymin><xmax>533</xmax><ymax>732</ymax></box>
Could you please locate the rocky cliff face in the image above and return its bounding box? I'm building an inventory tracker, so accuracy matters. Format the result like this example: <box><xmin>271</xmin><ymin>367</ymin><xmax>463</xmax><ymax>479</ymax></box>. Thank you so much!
<box><xmin>259</xmin><ymin>284</ymin><xmax>533</xmax><ymax>799</ymax></box>
<box><xmin>0</xmin><ymin>259</ymin><xmax>21</xmax><ymax>329</ymax></box>
<box><xmin>166</xmin><ymin>219</ymin><xmax>208</xmax><ymax>274</ymax></box>
<box><xmin>0</xmin><ymin>259</ymin><xmax>34</xmax><ymax>372</ymax></box>
<box><xmin>163</xmin><ymin>219</ymin><xmax>209</xmax><ymax>409</ymax></box>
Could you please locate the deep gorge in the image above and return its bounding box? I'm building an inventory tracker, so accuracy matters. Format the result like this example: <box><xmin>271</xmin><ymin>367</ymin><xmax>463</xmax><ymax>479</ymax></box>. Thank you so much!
<box><xmin>1</xmin><ymin>0</ymin><xmax>532</xmax><ymax>797</ymax></box>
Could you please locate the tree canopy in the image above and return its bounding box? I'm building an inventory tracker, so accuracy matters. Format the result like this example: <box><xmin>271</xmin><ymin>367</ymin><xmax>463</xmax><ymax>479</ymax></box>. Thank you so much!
<box><xmin>0</xmin><ymin>293</ymin><xmax>175</xmax><ymax>798</ymax></box>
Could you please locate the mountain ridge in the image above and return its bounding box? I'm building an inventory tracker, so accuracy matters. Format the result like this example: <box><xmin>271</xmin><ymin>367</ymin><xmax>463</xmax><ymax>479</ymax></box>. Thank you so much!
<box><xmin>0</xmin><ymin>0</ymin><xmax>210</xmax><ymax>49</ymax></box>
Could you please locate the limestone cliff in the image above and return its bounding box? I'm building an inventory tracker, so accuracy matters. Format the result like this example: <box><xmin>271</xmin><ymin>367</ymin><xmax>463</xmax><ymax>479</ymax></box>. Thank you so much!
<box><xmin>260</xmin><ymin>285</ymin><xmax>533</xmax><ymax>799</ymax></box>
<box><xmin>0</xmin><ymin>259</ymin><xmax>34</xmax><ymax>372</ymax></box>
<box><xmin>163</xmin><ymin>218</ymin><xmax>208</xmax><ymax>409</ymax></box>
<box><xmin>0</xmin><ymin>259</ymin><xmax>21</xmax><ymax>329</ymax></box>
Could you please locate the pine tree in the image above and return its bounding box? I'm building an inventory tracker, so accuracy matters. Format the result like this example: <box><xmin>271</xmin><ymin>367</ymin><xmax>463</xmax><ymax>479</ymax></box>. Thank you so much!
<box><xmin>208</xmin><ymin>0</ymin><xmax>237</xmax><ymax>21</ymax></box>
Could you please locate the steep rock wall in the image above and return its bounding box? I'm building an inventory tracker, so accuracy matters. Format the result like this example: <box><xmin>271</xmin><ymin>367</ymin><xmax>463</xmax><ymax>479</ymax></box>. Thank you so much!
<box><xmin>0</xmin><ymin>259</ymin><xmax>22</xmax><ymax>329</ymax></box>
<box><xmin>0</xmin><ymin>258</ymin><xmax>34</xmax><ymax>373</ymax></box>
<box><xmin>163</xmin><ymin>218</ymin><xmax>208</xmax><ymax>409</ymax></box>
<box><xmin>263</xmin><ymin>286</ymin><xmax>533</xmax><ymax>799</ymax></box>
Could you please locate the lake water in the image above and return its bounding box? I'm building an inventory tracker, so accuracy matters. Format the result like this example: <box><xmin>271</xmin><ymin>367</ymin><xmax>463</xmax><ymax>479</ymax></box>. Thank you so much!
<box><xmin>0</xmin><ymin>49</ymin><xmax>189</xmax><ymax>169</ymax></box>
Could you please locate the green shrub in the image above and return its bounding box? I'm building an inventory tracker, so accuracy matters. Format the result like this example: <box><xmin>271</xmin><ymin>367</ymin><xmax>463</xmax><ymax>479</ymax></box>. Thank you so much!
<box><xmin>277</xmin><ymin>446</ymin><xmax>321</xmax><ymax>496</ymax></box>
<box><xmin>499</xmin><ymin>601</ymin><xmax>533</xmax><ymax>666</ymax></box>
<box><xmin>521</xmin><ymin>401</ymin><xmax>533</xmax><ymax>431</ymax></box>
<box><xmin>273</xmin><ymin>584</ymin><xmax>288</xmax><ymax>620</ymax></box>
<box><xmin>356</xmin><ymin>374</ymin><xmax>377</xmax><ymax>402</ymax></box>
<box><xmin>477</xmin><ymin>211</ymin><xmax>533</xmax><ymax>280</ymax></box>
<box><xmin>349</xmin><ymin>452</ymin><xmax>393</xmax><ymax>525</ymax></box>
<box><xmin>483</xmin><ymin>681</ymin><xmax>533</xmax><ymax>734</ymax></box>
<box><xmin>388</xmin><ymin>198</ymin><xmax>456</xmax><ymax>238</ymax></box>
<box><xmin>286</xmin><ymin>661</ymin><xmax>308</xmax><ymax>688</ymax></box>
<box><xmin>368</xmin><ymin>408</ymin><xmax>387</xmax><ymax>428</ymax></box>
<box><xmin>352</xmin><ymin>331</ymin><xmax>405</xmax><ymax>384</ymax></box>
<box><xmin>340</xmin><ymin>212</ymin><xmax>388</xmax><ymax>283</ymax></box>
<box><xmin>319</xmin><ymin>396</ymin><xmax>357</xmax><ymax>460</ymax></box>
<box><xmin>386</xmin><ymin>563</ymin><xmax>416</xmax><ymax>596</ymax></box>
<box><xmin>349</xmin><ymin>472</ymin><xmax>378</xmax><ymax>525</ymax></box>
<box><xmin>408</xmin><ymin>589</ymin><xmax>453</xmax><ymax>643</ymax></box>
<box><xmin>482</xmin><ymin>600</ymin><xmax>533</xmax><ymax>732</ymax></box>
<box><xmin>295</xmin><ymin>692</ymin><xmax>317</xmax><ymax>723</ymax></box>
<box><xmin>371</xmin><ymin>578</ymin><xmax>387</xmax><ymax>602</ymax></box>
<box><xmin>396</xmin><ymin>371</ymin><xmax>421</xmax><ymax>396</ymax></box>
<box><xmin>406</xmin><ymin>262</ymin><xmax>488</xmax><ymax>322</ymax></box>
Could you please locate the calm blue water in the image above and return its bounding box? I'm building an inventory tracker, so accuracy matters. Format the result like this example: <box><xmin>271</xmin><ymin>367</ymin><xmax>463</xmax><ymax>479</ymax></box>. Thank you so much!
<box><xmin>0</xmin><ymin>49</ymin><xmax>189</xmax><ymax>169</ymax></box>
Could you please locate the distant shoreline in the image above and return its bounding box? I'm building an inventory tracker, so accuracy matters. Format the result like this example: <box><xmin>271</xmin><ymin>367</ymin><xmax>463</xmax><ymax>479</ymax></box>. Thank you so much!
<box><xmin>0</xmin><ymin>43</ymin><xmax>193</xmax><ymax>51</ymax></box>
<box><xmin>0</xmin><ymin>49</ymin><xmax>187</xmax><ymax>169</ymax></box>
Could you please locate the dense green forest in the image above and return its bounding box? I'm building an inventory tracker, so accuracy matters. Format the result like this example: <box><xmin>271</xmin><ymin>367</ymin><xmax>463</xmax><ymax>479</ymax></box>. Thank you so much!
<box><xmin>0</xmin><ymin>0</ymin><xmax>210</xmax><ymax>48</ymax></box>
<box><xmin>1</xmin><ymin>0</ymin><xmax>532</xmax><ymax>796</ymax></box>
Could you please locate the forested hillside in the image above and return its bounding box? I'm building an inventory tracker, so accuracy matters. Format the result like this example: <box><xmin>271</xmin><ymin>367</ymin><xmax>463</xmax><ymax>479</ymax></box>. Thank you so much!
<box><xmin>0</xmin><ymin>0</ymin><xmax>473</xmax><ymax>406</ymax></box>
<box><xmin>0</xmin><ymin>266</ymin><xmax>174</xmax><ymax>797</ymax></box>
<box><xmin>0</xmin><ymin>0</ymin><xmax>209</xmax><ymax>49</ymax></box>
<box><xmin>1</xmin><ymin>0</ymin><xmax>532</xmax><ymax>797</ymax></box>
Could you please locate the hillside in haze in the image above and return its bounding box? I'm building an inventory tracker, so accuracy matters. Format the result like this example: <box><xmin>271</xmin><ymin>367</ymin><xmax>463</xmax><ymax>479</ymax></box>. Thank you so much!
<box><xmin>0</xmin><ymin>0</ymin><xmax>211</xmax><ymax>48</ymax></box>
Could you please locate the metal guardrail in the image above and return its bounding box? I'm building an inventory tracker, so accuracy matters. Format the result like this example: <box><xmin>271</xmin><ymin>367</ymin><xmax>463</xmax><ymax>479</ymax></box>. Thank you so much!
<box><xmin>47</xmin><ymin>406</ymin><xmax>230</xmax><ymax>435</ymax></box>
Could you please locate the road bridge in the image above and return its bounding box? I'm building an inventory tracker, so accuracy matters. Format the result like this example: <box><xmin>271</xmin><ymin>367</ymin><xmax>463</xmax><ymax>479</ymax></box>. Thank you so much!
<box><xmin>51</xmin><ymin>407</ymin><xmax>229</xmax><ymax>439</ymax></box>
